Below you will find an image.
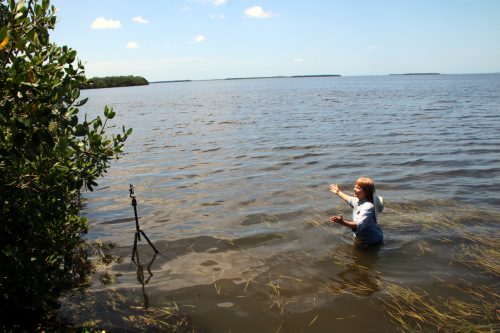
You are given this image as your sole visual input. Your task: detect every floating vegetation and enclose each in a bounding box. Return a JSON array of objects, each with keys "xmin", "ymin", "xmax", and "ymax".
[
  {"xmin": 454, "ymin": 242, "xmax": 500, "ymax": 278},
  {"xmin": 376, "ymin": 202, "xmax": 500, "ymax": 332},
  {"xmin": 380, "ymin": 281, "xmax": 499, "ymax": 333},
  {"xmin": 121, "ymin": 304, "xmax": 199, "ymax": 333},
  {"xmin": 267, "ymin": 277, "xmax": 286, "ymax": 317}
]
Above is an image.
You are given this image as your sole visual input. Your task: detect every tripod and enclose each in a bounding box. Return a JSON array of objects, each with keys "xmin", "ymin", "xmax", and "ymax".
[{"xmin": 130, "ymin": 184, "xmax": 159, "ymax": 262}]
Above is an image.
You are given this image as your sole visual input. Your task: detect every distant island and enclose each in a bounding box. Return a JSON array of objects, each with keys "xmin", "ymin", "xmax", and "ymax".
[
  {"xmin": 224, "ymin": 76, "xmax": 288, "ymax": 80},
  {"xmin": 151, "ymin": 79, "xmax": 192, "ymax": 84},
  {"xmin": 291, "ymin": 74, "xmax": 341, "ymax": 78},
  {"xmin": 389, "ymin": 73, "xmax": 440, "ymax": 76},
  {"xmin": 224, "ymin": 74, "xmax": 341, "ymax": 80},
  {"xmin": 81, "ymin": 75, "xmax": 149, "ymax": 89}
]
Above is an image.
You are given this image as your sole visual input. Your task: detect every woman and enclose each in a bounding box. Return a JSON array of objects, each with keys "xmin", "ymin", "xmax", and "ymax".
[{"xmin": 329, "ymin": 177, "xmax": 384, "ymax": 245}]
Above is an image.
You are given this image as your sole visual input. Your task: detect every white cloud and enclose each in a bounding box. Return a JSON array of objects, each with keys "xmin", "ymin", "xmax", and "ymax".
[
  {"xmin": 127, "ymin": 41, "xmax": 139, "ymax": 49},
  {"xmin": 210, "ymin": 14, "xmax": 225, "ymax": 20},
  {"xmin": 133, "ymin": 16, "xmax": 150, "ymax": 24},
  {"xmin": 194, "ymin": 34, "xmax": 205, "ymax": 42},
  {"xmin": 192, "ymin": 0, "xmax": 227, "ymax": 6},
  {"xmin": 244, "ymin": 6, "xmax": 273, "ymax": 19},
  {"xmin": 90, "ymin": 17, "xmax": 122, "ymax": 29},
  {"xmin": 293, "ymin": 58, "xmax": 304, "ymax": 63}
]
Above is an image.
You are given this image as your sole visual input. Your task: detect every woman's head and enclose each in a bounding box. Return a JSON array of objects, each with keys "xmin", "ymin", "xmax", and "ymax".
[{"xmin": 354, "ymin": 177, "xmax": 376, "ymax": 203}]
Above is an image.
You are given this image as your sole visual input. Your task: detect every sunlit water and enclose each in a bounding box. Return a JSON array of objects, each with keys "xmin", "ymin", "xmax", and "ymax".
[{"xmin": 70, "ymin": 74, "xmax": 500, "ymax": 332}]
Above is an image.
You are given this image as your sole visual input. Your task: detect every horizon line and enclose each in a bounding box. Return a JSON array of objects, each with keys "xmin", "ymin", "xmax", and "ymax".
[{"xmin": 148, "ymin": 72, "xmax": 500, "ymax": 84}]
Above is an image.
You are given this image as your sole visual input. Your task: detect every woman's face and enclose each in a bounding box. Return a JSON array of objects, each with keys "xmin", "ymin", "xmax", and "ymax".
[{"xmin": 353, "ymin": 182, "xmax": 366, "ymax": 200}]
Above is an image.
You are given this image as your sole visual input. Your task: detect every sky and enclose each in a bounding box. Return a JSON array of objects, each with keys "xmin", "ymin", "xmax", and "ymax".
[{"xmin": 50, "ymin": 0, "xmax": 500, "ymax": 81}]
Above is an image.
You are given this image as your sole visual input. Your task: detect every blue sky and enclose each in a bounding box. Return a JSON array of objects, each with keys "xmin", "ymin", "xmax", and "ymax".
[{"xmin": 50, "ymin": 0, "xmax": 500, "ymax": 81}]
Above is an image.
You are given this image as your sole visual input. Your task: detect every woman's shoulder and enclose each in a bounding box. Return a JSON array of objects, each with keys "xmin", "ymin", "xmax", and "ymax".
[{"xmin": 360, "ymin": 201, "xmax": 375, "ymax": 210}]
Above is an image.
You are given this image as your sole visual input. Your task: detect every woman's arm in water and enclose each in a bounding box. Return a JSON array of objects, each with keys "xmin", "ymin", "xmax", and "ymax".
[
  {"xmin": 330, "ymin": 214, "xmax": 357, "ymax": 230},
  {"xmin": 329, "ymin": 184, "xmax": 352, "ymax": 203}
]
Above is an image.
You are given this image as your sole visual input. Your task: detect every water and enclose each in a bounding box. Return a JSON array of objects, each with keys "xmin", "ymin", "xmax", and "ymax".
[{"xmin": 72, "ymin": 74, "xmax": 500, "ymax": 331}]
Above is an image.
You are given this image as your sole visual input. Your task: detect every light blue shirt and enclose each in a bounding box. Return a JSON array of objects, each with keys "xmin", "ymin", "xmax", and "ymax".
[{"xmin": 349, "ymin": 198, "xmax": 383, "ymax": 245}]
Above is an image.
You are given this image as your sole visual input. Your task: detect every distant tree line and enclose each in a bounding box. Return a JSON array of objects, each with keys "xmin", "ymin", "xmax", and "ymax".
[{"xmin": 81, "ymin": 75, "xmax": 149, "ymax": 89}]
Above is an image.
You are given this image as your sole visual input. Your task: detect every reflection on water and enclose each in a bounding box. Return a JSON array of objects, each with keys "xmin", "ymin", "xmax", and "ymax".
[
  {"xmin": 133, "ymin": 249, "xmax": 157, "ymax": 309},
  {"xmin": 65, "ymin": 75, "xmax": 500, "ymax": 331},
  {"xmin": 327, "ymin": 244, "xmax": 382, "ymax": 297}
]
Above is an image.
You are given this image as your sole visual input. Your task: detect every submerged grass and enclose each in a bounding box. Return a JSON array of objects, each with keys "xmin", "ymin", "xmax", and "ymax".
[
  {"xmin": 380, "ymin": 282, "xmax": 499, "ymax": 333},
  {"xmin": 454, "ymin": 243, "xmax": 500, "ymax": 277},
  {"xmin": 377, "ymin": 202, "xmax": 500, "ymax": 332},
  {"xmin": 122, "ymin": 303, "xmax": 198, "ymax": 333}
]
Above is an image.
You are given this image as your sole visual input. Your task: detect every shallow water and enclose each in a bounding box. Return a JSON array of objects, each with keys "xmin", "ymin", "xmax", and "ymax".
[{"xmin": 72, "ymin": 74, "xmax": 500, "ymax": 331}]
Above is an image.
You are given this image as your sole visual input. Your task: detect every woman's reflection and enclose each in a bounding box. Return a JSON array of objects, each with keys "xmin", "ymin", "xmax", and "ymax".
[{"xmin": 328, "ymin": 243, "xmax": 382, "ymax": 296}]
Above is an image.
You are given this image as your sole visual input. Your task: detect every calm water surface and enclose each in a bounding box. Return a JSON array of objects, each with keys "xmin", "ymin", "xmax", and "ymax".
[{"xmin": 73, "ymin": 74, "xmax": 500, "ymax": 332}]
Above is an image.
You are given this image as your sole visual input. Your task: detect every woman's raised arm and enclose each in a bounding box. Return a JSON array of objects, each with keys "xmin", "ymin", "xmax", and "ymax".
[{"xmin": 329, "ymin": 184, "xmax": 352, "ymax": 203}]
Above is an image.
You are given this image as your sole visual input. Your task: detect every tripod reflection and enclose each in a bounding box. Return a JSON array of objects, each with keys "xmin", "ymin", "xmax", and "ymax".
[{"xmin": 133, "ymin": 247, "xmax": 157, "ymax": 309}]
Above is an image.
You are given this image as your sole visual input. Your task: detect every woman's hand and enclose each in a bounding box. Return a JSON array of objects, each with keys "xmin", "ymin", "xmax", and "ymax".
[
  {"xmin": 330, "ymin": 214, "xmax": 343, "ymax": 224},
  {"xmin": 329, "ymin": 184, "xmax": 340, "ymax": 194}
]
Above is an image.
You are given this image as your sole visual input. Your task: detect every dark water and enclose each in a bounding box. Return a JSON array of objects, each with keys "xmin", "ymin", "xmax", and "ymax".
[{"xmin": 73, "ymin": 74, "xmax": 500, "ymax": 332}]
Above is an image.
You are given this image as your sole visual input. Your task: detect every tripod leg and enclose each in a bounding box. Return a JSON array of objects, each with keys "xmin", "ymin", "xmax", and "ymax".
[
  {"xmin": 131, "ymin": 232, "xmax": 139, "ymax": 262},
  {"xmin": 144, "ymin": 252, "xmax": 157, "ymax": 284},
  {"xmin": 140, "ymin": 230, "xmax": 159, "ymax": 254}
]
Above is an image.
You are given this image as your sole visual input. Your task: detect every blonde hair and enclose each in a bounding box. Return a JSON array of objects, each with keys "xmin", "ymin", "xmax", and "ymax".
[
  {"xmin": 356, "ymin": 177, "xmax": 384, "ymax": 215},
  {"xmin": 356, "ymin": 177, "xmax": 375, "ymax": 203}
]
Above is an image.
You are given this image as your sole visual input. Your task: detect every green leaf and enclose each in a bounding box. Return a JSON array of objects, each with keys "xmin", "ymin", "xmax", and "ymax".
[
  {"xmin": 71, "ymin": 88, "xmax": 80, "ymax": 99},
  {"xmin": 93, "ymin": 116, "xmax": 102, "ymax": 129},
  {"xmin": 73, "ymin": 124, "xmax": 86, "ymax": 136},
  {"xmin": 33, "ymin": 32, "xmax": 40, "ymax": 46},
  {"xmin": 0, "ymin": 28, "xmax": 9, "ymax": 50},
  {"xmin": 67, "ymin": 49, "xmax": 77, "ymax": 63},
  {"xmin": 16, "ymin": 0, "xmax": 25, "ymax": 12},
  {"xmin": 19, "ymin": 117, "xmax": 31, "ymax": 127},
  {"xmin": 69, "ymin": 115, "xmax": 78, "ymax": 126},
  {"xmin": 53, "ymin": 163, "xmax": 69, "ymax": 173},
  {"xmin": 35, "ymin": 3, "xmax": 42, "ymax": 16},
  {"xmin": 66, "ymin": 107, "xmax": 79, "ymax": 117},
  {"xmin": 104, "ymin": 105, "xmax": 113, "ymax": 118},
  {"xmin": 74, "ymin": 97, "xmax": 88, "ymax": 107}
]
